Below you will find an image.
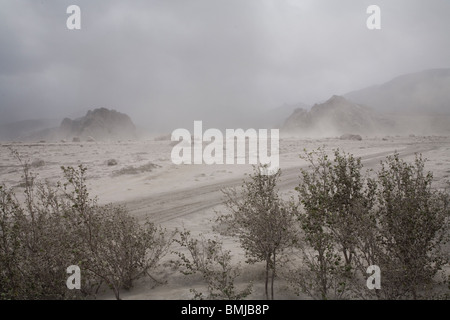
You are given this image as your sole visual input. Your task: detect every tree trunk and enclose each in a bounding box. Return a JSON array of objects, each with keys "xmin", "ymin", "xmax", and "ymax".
[
  {"xmin": 114, "ymin": 285, "xmax": 120, "ymax": 300},
  {"xmin": 318, "ymin": 247, "xmax": 327, "ymax": 300},
  {"xmin": 271, "ymin": 251, "xmax": 276, "ymax": 300},
  {"xmin": 265, "ymin": 256, "xmax": 270, "ymax": 300}
]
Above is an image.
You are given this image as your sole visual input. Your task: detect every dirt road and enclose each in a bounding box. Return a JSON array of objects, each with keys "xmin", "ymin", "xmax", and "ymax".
[{"xmin": 123, "ymin": 142, "xmax": 441, "ymax": 225}]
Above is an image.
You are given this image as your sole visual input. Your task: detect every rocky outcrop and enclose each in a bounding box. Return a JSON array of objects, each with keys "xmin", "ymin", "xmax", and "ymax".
[
  {"xmin": 59, "ymin": 108, "xmax": 137, "ymax": 141},
  {"xmin": 282, "ymin": 95, "xmax": 393, "ymax": 137}
]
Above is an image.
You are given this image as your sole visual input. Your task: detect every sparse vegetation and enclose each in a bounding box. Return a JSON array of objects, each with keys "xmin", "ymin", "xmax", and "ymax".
[
  {"xmin": 1, "ymin": 147, "xmax": 449, "ymax": 300},
  {"xmin": 172, "ymin": 229, "xmax": 252, "ymax": 300},
  {"xmin": 0, "ymin": 150, "xmax": 173, "ymax": 300},
  {"xmin": 290, "ymin": 148, "xmax": 370, "ymax": 299},
  {"xmin": 367, "ymin": 153, "xmax": 450, "ymax": 299},
  {"xmin": 218, "ymin": 165, "xmax": 298, "ymax": 300},
  {"xmin": 289, "ymin": 148, "xmax": 450, "ymax": 300}
]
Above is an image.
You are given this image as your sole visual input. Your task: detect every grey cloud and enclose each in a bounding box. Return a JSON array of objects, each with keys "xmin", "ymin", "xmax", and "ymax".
[{"xmin": 0, "ymin": 0, "xmax": 449, "ymax": 130}]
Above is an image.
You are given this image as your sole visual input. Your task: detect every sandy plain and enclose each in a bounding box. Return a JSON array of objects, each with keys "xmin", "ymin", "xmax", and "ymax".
[{"xmin": 1, "ymin": 135, "xmax": 449, "ymax": 299}]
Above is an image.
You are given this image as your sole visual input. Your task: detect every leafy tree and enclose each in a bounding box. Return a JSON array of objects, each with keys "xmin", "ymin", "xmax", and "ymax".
[
  {"xmin": 370, "ymin": 153, "xmax": 450, "ymax": 299},
  {"xmin": 291, "ymin": 148, "xmax": 449, "ymax": 300},
  {"xmin": 219, "ymin": 165, "xmax": 297, "ymax": 300},
  {"xmin": 293, "ymin": 148, "xmax": 370, "ymax": 299}
]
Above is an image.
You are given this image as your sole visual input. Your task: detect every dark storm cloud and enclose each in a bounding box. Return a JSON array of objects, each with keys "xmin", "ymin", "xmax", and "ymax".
[{"xmin": 0, "ymin": 0, "xmax": 449, "ymax": 130}]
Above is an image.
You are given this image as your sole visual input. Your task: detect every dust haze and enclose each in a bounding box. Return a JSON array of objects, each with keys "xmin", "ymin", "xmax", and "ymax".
[
  {"xmin": 1, "ymin": 0, "xmax": 450, "ymax": 302},
  {"xmin": 1, "ymin": 0, "xmax": 450, "ymax": 133}
]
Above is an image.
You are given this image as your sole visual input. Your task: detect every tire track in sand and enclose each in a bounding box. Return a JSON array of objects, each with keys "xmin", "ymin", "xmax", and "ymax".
[{"xmin": 122, "ymin": 142, "xmax": 440, "ymax": 224}]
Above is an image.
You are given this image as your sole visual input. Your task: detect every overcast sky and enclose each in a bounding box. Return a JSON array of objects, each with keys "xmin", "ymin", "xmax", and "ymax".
[{"xmin": 1, "ymin": 0, "xmax": 449, "ymax": 131}]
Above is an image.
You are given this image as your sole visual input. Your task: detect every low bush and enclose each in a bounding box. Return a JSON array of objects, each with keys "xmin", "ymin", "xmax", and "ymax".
[{"xmin": 0, "ymin": 151, "xmax": 173, "ymax": 300}]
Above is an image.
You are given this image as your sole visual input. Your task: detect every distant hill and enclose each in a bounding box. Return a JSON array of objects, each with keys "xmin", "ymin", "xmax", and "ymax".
[
  {"xmin": 282, "ymin": 95, "xmax": 394, "ymax": 137},
  {"xmin": 345, "ymin": 68, "xmax": 450, "ymax": 114},
  {"xmin": 58, "ymin": 108, "xmax": 137, "ymax": 141},
  {"xmin": 0, "ymin": 108, "xmax": 138, "ymax": 142}
]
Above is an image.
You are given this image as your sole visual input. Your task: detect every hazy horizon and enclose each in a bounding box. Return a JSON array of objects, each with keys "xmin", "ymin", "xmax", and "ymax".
[{"xmin": 1, "ymin": 0, "xmax": 450, "ymax": 131}]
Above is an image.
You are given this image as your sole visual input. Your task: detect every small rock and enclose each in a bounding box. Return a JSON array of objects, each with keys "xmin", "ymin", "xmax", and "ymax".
[
  {"xmin": 154, "ymin": 134, "xmax": 172, "ymax": 141},
  {"xmin": 72, "ymin": 137, "xmax": 81, "ymax": 142},
  {"xmin": 107, "ymin": 159, "xmax": 118, "ymax": 166},
  {"xmin": 31, "ymin": 159, "xmax": 45, "ymax": 168},
  {"xmin": 340, "ymin": 134, "xmax": 362, "ymax": 141}
]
